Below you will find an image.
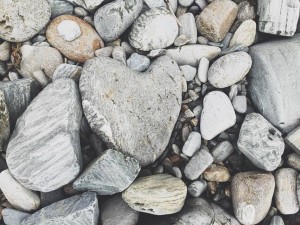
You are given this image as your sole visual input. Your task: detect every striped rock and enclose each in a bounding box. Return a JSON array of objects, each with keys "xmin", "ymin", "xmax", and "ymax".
[{"xmin": 6, "ymin": 79, "xmax": 82, "ymax": 192}]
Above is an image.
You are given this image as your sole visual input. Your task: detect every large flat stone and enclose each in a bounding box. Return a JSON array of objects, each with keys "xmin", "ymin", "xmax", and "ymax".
[
  {"xmin": 248, "ymin": 34, "xmax": 300, "ymax": 133},
  {"xmin": 6, "ymin": 79, "xmax": 82, "ymax": 192}
]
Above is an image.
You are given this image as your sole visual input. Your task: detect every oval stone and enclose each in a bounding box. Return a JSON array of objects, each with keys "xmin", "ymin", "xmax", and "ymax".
[{"xmin": 229, "ymin": 20, "xmax": 256, "ymax": 47}]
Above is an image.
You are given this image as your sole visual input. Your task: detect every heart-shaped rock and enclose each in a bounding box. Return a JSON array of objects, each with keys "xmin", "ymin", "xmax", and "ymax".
[{"xmin": 80, "ymin": 56, "xmax": 182, "ymax": 166}]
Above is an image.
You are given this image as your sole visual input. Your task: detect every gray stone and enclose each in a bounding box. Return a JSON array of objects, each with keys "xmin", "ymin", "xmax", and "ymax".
[
  {"xmin": 184, "ymin": 149, "xmax": 213, "ymax": 180},
  {"xmin": 112, "ymin": 46, "xmax": 127, "ymax": 65},
  {"xmin": 94, "ymin": 0, "xmax": 143, "ymax": 42},
  {"xmin": 53, "ymin": 63, "xmax": 82, "ymax": 81},
  {"xmin": 73, "ymin": 149, "xmax": 140, "ymax": 195},
  {"xmin": 147, "ymin": 49, "xmax": 167, "ymax": 58},
  {"xmin": 270, "ymin": 215, "xmax": 285, "ymax": 225},
  {"xmin": 208, "ymin": 52, "xmax": 252, "ymax": 88},
  {"xmin": 187, "ymin": 179, "xmax": 207, "ymax": 197},
  {"xmin": 248, "ymin": 34, "xmax": 300, "ymax": 133},
  {"xmin": 195, "ymin": 0, "xmax": 207, "ymax": 10},
  {"xmin": 275, "ymin": 168, "xmax": 299, "ymax": 215},
  {"xmin": 0, "ymin": 0, "xmax": 51, "ymax": 42},
  {"xmin": 0, "ymin": 90, "xmax": 9, "ymax": 152},
  {"xmin": 174, "ymin": 35, "xmax": 190, "ymax": 47},
  {"xmin": 179, "ymin": 0, "xmax": 193, "ymax": 7},
  {"xmin": 22, "ymin": 192, "xmax": 99, "ymax": 225},
  {"xmin": 197, "ymin": 57, "xmax": 209, "ymax": 83},
  {"xmin": 40, "ymin": 188, "xmax": 65, "ymax": 207},
  {"xmin": 237, "ymin": 113, "xmax": 285, "ymax": 171},
  {"xmin": 200, "ymin": 91, "xmax": 236, "ymax": 140},
  {"xmin": 297, "ymin": 174, "xmax": 300, "ymax": 209},
  {"xmin": 95, "ymin": 46, "xmax": 114, "ymax": 57},
  {"xmin": 101, "ymin": 194, "xmax": 139, "ymax": 225},
  {"xmin": 211, "ymin": 140, "xmax": 234, "ymax": 162},
  {"xmin": 211, "ymin": 202, "xmax": 241, "ymax": 225},
  {"xmin": 229, "ymin": 20, "xmax": 256, "ymax": 47},
  {"xmin": 66, "ymin": 0, "xmax": 105, "ymax": 11},
  {"xmin": 286, "ymin": 153, "xmax": 300, "ymax": 171},
  {"xmin": 182, "ymin": 131, "xmax": 201, "ymax": 157},
  {"xmin": 180, "ymin": 65, "xmax": 196, "ymax": 82},
  {"xmin": 129, "ymin": 7, "xmax": 178, "ymax": 51},
  {"xmin": 285, "ymin": 126, "xmax": 300, "ymax": 154},
  {"xmin": 178, "ymin": 13, "xmax": 197, "ymax": 44},
  {"xmin": 50, "ymin": 0, "xmax": 74, "ymax": 18},
  {"xmin": 80, "ymin": 56, "xmax": 181, "ymax": 167},
  {"xmin": 0, "ymin": 41, "xmax": 11, "ymax": 61},
  {"xmin": 219, "ymin": 44, "xmax": 249, "ymax": 57},
  {"xmin": 232, "ymin": 172, "xmax": 275, "ymax": 225},
  {"xmin": 144, "ymin": 0, "xmax": 177, "ymax": 12},
  {"xmin": 232, "ymin": 95, "xmax": 247, "ymax": 113},
  {"xmin": 32, "ymin": 70, "xmax": 50, "ymax": 88},
  {"xmin": 237, "ymin": 1, "xmax": 255, "ymax": 21},
  {"xmin": 2, "ymin": 208, "xmax": 30, "ymax": 225},
  {"xmin": 127, "ymin": 53, "xmax": 150, "ymax": 72},
  {"xmin": 6, "ymin": 79, "xmax": 82, "ymax": 192},
  {"xmin": 74, "ymin": 7, "xmax": 89, "ymax": 17}
]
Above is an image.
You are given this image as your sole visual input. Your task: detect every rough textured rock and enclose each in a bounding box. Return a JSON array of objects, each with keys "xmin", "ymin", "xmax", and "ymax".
[
  {"xmin": 22, "ymin": 192, "xmax": 99, "ymax": 225},
  {"xmin": 94, "ymin": 0, "xmax": 143, "ymax": 42},
  {"xmin": 203, "ymin": 164, "xmax": 231, "ymax": 182},
  {"xmin": 0, "ymin": 90, "xmax": 9, "ymax": 152},
  {"xmin": 286, "ymin": 126, "xmax": 300, "ymax": 155},
  {"xmin": 229, "ymin": 20, "xmax": 256, "ymax": 47},
  {"xmin": 237, "ymin": 1, "xmax": 255, "ymax": 21},
  {"xmin": 2, "ymin": 208, "xmax": 30, "ymax": 225},
  {"xmin": 0, "ymin": 0, "xmax": 51, "ymax": 42},
  {"xmin": 129, "ymin": 7, "xmax": 178, "ymax": 51},
  {"xmin": 286, "ymin": 153, "xmax": 300, "ymax": 171},
  {"xmin": 275, "ymin": 168, "xmax": 299, "ymax": 215},
  {"xmin": 211, "ymin": 140, "xmax": 234, "ymax": 162},
  {"xmin": 73, "ymin": 149, "xmax": 140, "ymax": 195},
  {"xmin": 178, "ymin": 13, "xmax": 197, "ymax": 44},
  {"xmin": 166, "ymin": 45, "xmax": 221, "ymax": 66},
  {"xmin": 237, "ymin": 113, "xmax": 285, "ymax": 171},
  {"xmin": 80, "ymin": 56, "xmax": 181, "ymax": 167},
  {"xmin": 257, "ymin": 0, "xmax": 300, "ymax": 36},
  {"xmin": 200, "ymin": 91, "xmax": 236, "ymax": 140},
  {"xmin": 232, "ymin": 172, "xmax": 275, "ymax": 225},
  {"xmin": 17, "ymin": 45, "xmax": 63, "ymax": 79},
  {"xmin": 248, "ymin": 34, "xmax": 300, "ymax": 133},
  {"xmin": 101, "ymin": 194, "xmax": 139, "ymax": 225},
  {"xmin": 66, "ymin": 0, "xmax": 105, "ymax": 11},
  {"xmin": 0, "ymin": 170, "xmax": 40, "ymax": 212},
  {"xmin": 52, "ymin": 63, "xmax": 82, "ymax": 81},
  {"xmin": 196, "ymin": 0, "xmax": 238, "ymax": 42},
  {"xmin": 122, "ymin": 174, "xmax": 187, "ymax": 215},
  {"xmin": 6, "ymin": 79, "xmax": 82, "ymax": 192},
  {"xmin": 46, "ymin": 15, "xmax": 104, "ymax": 63},
  {"xmin": 208, "ymin": 52, "xmax": 252, "ymax": 88}
]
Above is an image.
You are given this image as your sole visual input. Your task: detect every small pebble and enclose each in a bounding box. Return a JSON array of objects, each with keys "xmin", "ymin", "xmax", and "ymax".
[
  {"xmin": 197, "ymin": 57, "xmax": 209, "ymax": 83},
  {"xmin": 197, "ymin": 36, "xmax": 209, "ymax": 45},
  {"xmin": 286, "ymin": 153, "xmax": 300, "ymax": 171},
  {"xmin": 127, "ymin": 53, "xmax": 150, "ymax": 72},
  {"xmin": 188, "ymin": 179, "xmax": 207, "ymax": 197},
  {"xmin": 95, "ymin": 46, "xmax": 114, "ymax": 57},
  {"xmin": 229, "ymin": 84, "xmax": 238, "ymax": 100},
  {"xmin": 237, "ymin": 1, "xmax": 255, "ymax": 21},
  {"xmin": 232, "ymin": 95, "xmax": 247, "ymax": 113},
  {"xmin": 195, "ymin": 0, "xmax": 207, "ymax": 10},
  {"xmin": 211, "ymin": 141, "xmax": 234, "ymax": 162},
  {"xmin": 2, "ymin": 208, "xmax": 30, "ymax": 225},
  {"xmin": 285, "ymin": 126, "xmax": 300, "ymax": 155},
  {"xmin": 172, "ymin": 144, "xmax": 181, "ymax": 155},
  {"xmin": 112, "ymin": 46, "xmax": 127, "ymax": 65},
  {"xmin": 203, "ymin": 164, "xmax": 231, "ymax": 182},
  {"xmin": 0, "ymin": 42, "xmax": 11, "ymax": 61},
  {"xmin": 182, "ymin": 132, "xmax": 202, "ymax": 157},
  {"xmin": 147, "ymin": 49, "xmax": 167, "ymax": 58},
  {"xmin": 179, "ymin": 0, "xmax": 194, "ymax": 7},
  {"xmin": 270, "ymin": 215, "xmax": 285, "ymax": 225},
  {"xmin": 193, "ymin": 105, "xmax": 203, "ymax": 119},
  {"xmin": 180, "ymin": 65, "xmax": 197, "ymax": 82},
  {"xmin": 174, "ymin": 35, "xmax": 191, "ymax": 47},
  {"xmin": 172, "ymin": 167, "xmax": 182, "ymax": 178},
  {"xmin": 74, "ymin": 7, "xmax": 88, "ymax": 17},
  {"xmin": 221, "ymin": 32, "xmax": 233, "ymax": 49}
]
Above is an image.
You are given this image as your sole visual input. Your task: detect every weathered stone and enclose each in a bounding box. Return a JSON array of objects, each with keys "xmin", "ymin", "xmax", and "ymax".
[
  {"xmin": 0, "ymin": 170, "xmax": 40, "ymax": 212},
  {"xmin": 211, "ymin": 202, "xmax": 241, "ymax": 225},
  {"xmin": 101, "ymin": 194, "xmax": 139, "ymax": 225},
  {"xmin": 46, "ymin": 15, "xmax": 104, "ymax": 63},
  {"xmin": 286, "ymin": 126, "xmax": 300, "ymax": 154},
  {"xmin": 211, "ymin": 141, "xmax": 234, "ymax": 162},
  {"xmin": 182, "ymin": 132, "xmax": 201, "ymax": 157},
  {"xmin": 0, "ymin": 90, "xmax": 9, "ymax": 152},
  {"xmin": 122, "ymin": 174, "xmax": 187, "ymax": 215},
  {"xmin": 22, "ymin": 192, "xmax": 99, "ymax": 225},
  {"xmin": 187, "ymin": 180, "xmax": 207, "ymax": 197},
  {"xmin": 2, "ymin": 208, "xmax": 30, "ymax": 225},
  {"xmin": 286, "ymin": 153, "xmax": 300, "ymax": 171},
  {"xmin": 0, "ymin": 0, "xmax": 51, "ymax": 42},
  {"xmin": 50, "ymin": 0, "xmax": 74, "ymax": 19},
  {"xmin": 129, "ymin": 7, "xmax": 178, "ymax": 51},
  {"xmin": 238, "ymin": 113, "xmax": 284, "ymax": 171},
  {"xmin": 94, "ymin": 0, "xmax": 143, "ymax": 42},
  {"xmin": 203, "ymin": 164, "xmax": 231, "ymax": 182},
  {"xmin": 52, "ymin": 63, "xmax": 82, "ymax": 81},
  {"xmin": 208, "ymin": 52, "xmax": 252, "ymax": 88},
  {"xmin": 174, "ymin": 35, "xmax": 190, "ymax": 47},
  {"xmin": 232, "ymin": 172, "xmax": 275, "ymax": 225},
  {"xmin": 95, "ymin": 46, "xmax": 114, "ymax": 57},
  {"xmin": 80, "ymin": 56, "xmax": 181, "ymax": 167},
  {"xmin": 275, "ymin": 168, "xmax": 299, "ymax": 215},
  {"xmin": 127, "ymin": 53, "xmax": 150, "ymax": 72},
  {"xmin": 257, "ymin": 0, "xmax": 300, "ymax": 36},
  {"xmin": 66, "ymin": 0, "xmax": 105, "ymax": 11},
  {"xmin": 0, "ymin": 41, "xmax": 11, "ymax": 61},
  {"xmin": 6, "ymin": 79, "xmax": 82, "ymax": 192},
  {"xmin": 196, "ymin": 0, "xmax": 238, "ymax": 42},
  {"xmin": 248, "ymin": 33, "xmax": 300, "ymax": 133},
  {"xmin": 178, "ymin": 13, "xmax": 197, "ymax": 44},
  {"xmin": 200, "ymin": 91, "xmax": 236, "ymax": 140},
  {"xmin": 112, "ymin": 46, "xmax": 127, "ymax": 65},
  {"xmin": 229, "ymin": 20, "xmax": 256, "ymax": 47},
  {"xmin": 73, "ymin": 149, "xmax": 140, "ymax": 195}
]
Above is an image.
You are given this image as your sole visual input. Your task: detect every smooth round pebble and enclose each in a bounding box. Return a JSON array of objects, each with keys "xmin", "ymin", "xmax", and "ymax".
[
  {"xmin": 229, "ymin": 20, "xmax": 256, "ymax": 47},
  {"xmin": 180, "ymin": 65, "xmax": 197, "ymax": 82},
  {"xmin": 127, "ymin": 53, "xmax": 151, "ymax": 72},
  {"xmin": 179, "ymin": 0, "xmax": 194, "ymax": 7},
  {"xmin": 232, "ymin": 95, "xmax": 247, "ymax": 113},
  {"xmin": 0, "ymin": 41, "xmax": 11, "ymax": 61}
]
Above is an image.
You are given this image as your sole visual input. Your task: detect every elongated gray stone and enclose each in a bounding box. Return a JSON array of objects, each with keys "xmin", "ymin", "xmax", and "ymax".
[
  {"xmin": 0, "ymin": 90, "xmax": 9, "ymax": 152},
  {"xmin": 248, "ymin": 34, "xmax": 300, "ymax": 133},
  {"xmin": 211, "ymin": 141, "xmax": 234, "ymax": 162},
  {"xmin": 73, "ymin": 149, "xmax": 140, "ymax": 195},
  {"xmin": 22, "ymin": 192, "xmax": 99, "ymax": 225},
  {"xmin": 2, "ymin": 208, "xmax": 30, "ymax": 225},
  {"xmin": 237, "ymin": 113, "xmax": 285, "ymax": 171},
  {"xmin": 94, "ymin": 0, "xmax": 143, "ymax": 42},
  {"xmin": 6, "ymin": 79, "xmax": 82, "ymax": 192},
  {"xmin": 80, "ymin": 56, "xmax": 182, "ymax": 167},
  {"xmin": 178, "ymin": 13, "xmax": 197, "ymax": 44}
]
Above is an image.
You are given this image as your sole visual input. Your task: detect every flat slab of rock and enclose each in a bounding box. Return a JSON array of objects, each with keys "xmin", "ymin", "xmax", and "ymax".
[
  {"xmin": 94, "ymin": 0, "xmax": 143, "ymax": 42},
  {"xmin": 0, "ymin": 0, "xmax": 51, "ymax": 42},
  {"xmin": 80, "ymin": 56, "xmax": 182, "ymax": 167},
  {"xmin": 122, "ymin": 174, "xmax": 187, "ymax": 215},
  {"xmin": 73, "ymin": 149, "xmax": 140, "ymax": 195},
  {"xmin": 6, "ymin": 79, "xmax": 82, "ymax": 192},
  {"xmin": 248, "ymin": 34, "xmax": 300, "ymax": 133},
  {"xmin": 238, "ymin": 113, "xmax": 284, "ymax": 171},
  {"xmin": 22, "ymin": 192, "xmax": 99, "ymax": 225}
]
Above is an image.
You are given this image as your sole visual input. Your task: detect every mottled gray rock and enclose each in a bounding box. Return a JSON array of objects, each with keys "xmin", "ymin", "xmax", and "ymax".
[
  {"xmin": 174, "ymin": 35, "xmax": 190, "ymax": 47},
  {"xmin": 0, "ymin": 0, "xmax": 51, "ymax": 42},
  {"xmin": 286, "ymin": 126, "xmax": 300, "ymax": 154},
  {"xmin": 112, "ymin": 46, "xmax": 127, "ymax": 65},
  {"xmin": 22, "ymin": 192, "xmax": 99, "ymax": 225},
  {"xmin": 270, "ymin": 216, "xmax": 285, "ymax": 225},
  {"xmin": 286, "ymin": 153, "xmax": 300, "ymax": 171},
  {"xmin": 95, "ymin": 46, "xmax": 114, "ymax": 57},
  {"xmin": 50, "ymin": 0, "xmax": 74, "ymax": 18},
  {"xmin": 6, "ymin": 79, "xmax": 82, "ymax": 192},
  {"xmin": 2, "ymin": 208, "xmax": 30, "ymax": 225},
  {"xmin": 127, "ymin": 53, "xmax": 150, "ymax": 72},
  {"xmin": 248, "ymin": 34, "xmax": 300, "ymax": 133},
  {"xmin": 129, "ymin": 7, "xmax": 178, "ymax": 51},
  {"xmin": 94, "ymin": 0, "xmax": 143, "ymax": 42},
  {"xmin": 182, "ymin": 132, "xmax": 201, "ymax": 157},
  {"xmin": 232, "ymin": 95, "xmax": 247, "ymax": 113},
  {"xmin": 238, "ymin": 113, "xmax": 285, "ymax": 171},
  {"xmin": 184, "ymin": 149, "xmax": 213, "ymax": 180},
  {"xmin": 180, "ymin": 65, "xmax": 196, "ymax": 82},
  {"xmin": 101, "ymin": 194, "xmax": 139, "ymax": 225},
  {"xmin": 144, "ymin": 0, "xmax": 177, "ymax": 12},
  {"xmin": 122, "ymin": 174, "xmax": 187, "ymax": 215},
  {"xmin": 166, "ymin": 45, "xmax": 221, "ymax": 67},
  {"xmin": 73, "ymin": 149, "xmax": 140, "ymax": 195},
  {"xmin": 0, "ymin": 90, "xmax": 9, "ymax": 152},
  {"xmin": 0, "ymin": 41, "xmax": 11, "ymax": 61},
  {"xmin": 208, "ymin": 52, "xmax": 252, "ymax": 88},
  {"xmin": 232, "ymin": 172, "xmax": 275, "ymax": 225},
  {"xmin": 80, "ymin": 56, "xmax": 181, "ymax": 167},
  {"xmin": 275, "ymin": 168, "xmax": 299, "ymax": 215},
  {"xmin": 237, "ymin": 1, "xmax": 255, "ymax": 21},
  {"xmin": 53, "ymin": 63, "xmax": 82, "ymax": 81},
  {"xmin": 66, "ymin": 0, "xmax": 105, "ymax": 11},
  {"xmin": 257, "ymin": 0, "xmax": 299, "ymax": 36},
  {"xmin": 200, "ymin": 91, "xmax": 236, "ymax": 140},
  {"xmin": 187, "ymin": 180, "xmax": 207, "ymax": 197},
  {"xmin": 178, "ymin": 13, "xmax": 197, "ymax": 44},
  {"xmin": 211, "ymin": 141, "xmax": 234, "ymax": 162}
]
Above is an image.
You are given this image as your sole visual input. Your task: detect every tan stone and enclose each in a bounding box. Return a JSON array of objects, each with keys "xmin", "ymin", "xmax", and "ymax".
[
  {"xmin": 46, "ymin": 15, "xmax": 104, "ymax": 63},
  {"xmin": 203, "ymin": 164, "xmax": 231, "ymax": 182},
  {"xmin": 196, "ymin": 0, "xmax": 238, "ymax": 42},
  {"xmin": 229, "ymin": 20, "xmax": 256, "ymax": 47}
]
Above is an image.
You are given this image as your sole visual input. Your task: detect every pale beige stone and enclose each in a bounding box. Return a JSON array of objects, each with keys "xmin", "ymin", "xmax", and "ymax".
[
  {"xmin": 203, "ymin": 164, "xmax": 231, "ymax": 182},
  {"xmin": 229, "ymin": 20, "xmax": 256, "ymax": 47}
]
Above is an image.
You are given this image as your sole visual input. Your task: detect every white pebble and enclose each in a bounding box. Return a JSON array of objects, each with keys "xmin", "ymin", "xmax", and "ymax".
[
  {"xmin": 180, "ymin": 65, "xmax": 197, "ymax": 82},
  {"xmin": 197, "ymin": 57, "xmax": 209, "ymax": 83},
  {"xmin": 232, "ymin": 95, "xmax": 247, "ymax": 113},
  {"xmin": 182, "ymin": 132, "xmax": 202, "ymax": 157},
  {"xmin": 57, "ymin": 20, "xmax": 81, "ymax": 42}
]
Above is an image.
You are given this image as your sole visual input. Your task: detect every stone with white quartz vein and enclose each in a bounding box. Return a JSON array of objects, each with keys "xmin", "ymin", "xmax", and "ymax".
[{"xmin": 57, "ymin": 20, "xmax": 81, "ymax": 41}]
